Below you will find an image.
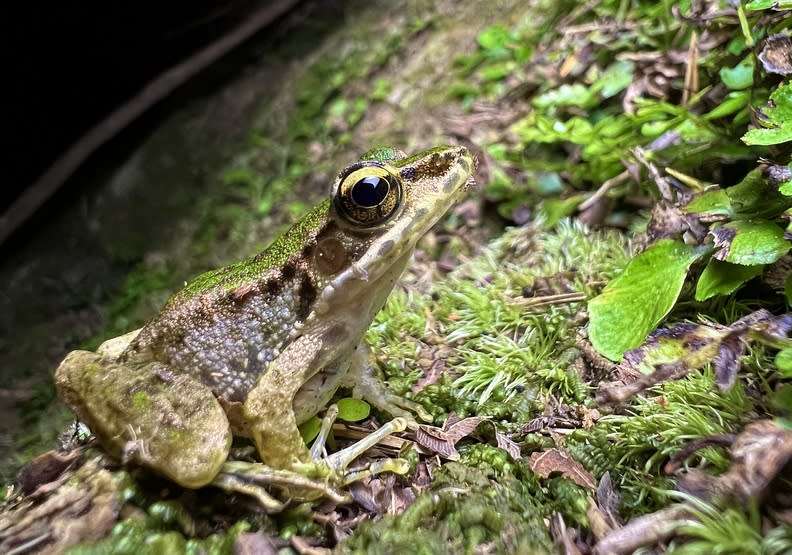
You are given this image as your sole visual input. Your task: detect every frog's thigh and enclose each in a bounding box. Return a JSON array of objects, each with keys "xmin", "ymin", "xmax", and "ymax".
[
  {"xmin": 244, "ymin": 334, "xmax": 327, "ymax": 468},
  {"xmin": 55, "ymin": 351, "xmax": 231, "ymax": 488}
]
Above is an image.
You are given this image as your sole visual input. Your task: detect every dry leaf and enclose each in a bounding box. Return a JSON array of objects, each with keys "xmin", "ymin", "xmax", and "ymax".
[{"xmin": 529, "ymin": 448, "xmax": 597, "ymax": 490}]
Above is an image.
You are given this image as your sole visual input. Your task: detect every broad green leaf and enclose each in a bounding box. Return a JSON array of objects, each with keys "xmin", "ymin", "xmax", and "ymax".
[
  {"xmin": 776, "ymin": 348, "xmax": 792, "ymax": 378},
  {"xmin": 746, "ymin": 0, "xmax": 792, "ymax": 9},
  {"xmin": 785, "ymin": 273, "xmax": 792, "ymax": 305},
  {"xmin": 780, "ymin": 177, "xmax": 792, "ymax": 196},
  {"xmin": 684, "ymin": 189, "xmax": 731, "ymax": 216},
  {"xmin": 596, "ymin": 60, "xmax": 635, "ymax": 98},
  {"xmin": 477, "ymin": 25, "xmax": 511, "ymax": 51},
  {"xmin": 533, "ymin": 84, "xmax": 594, "ymax": 109},
  {"xmin": 743, "ymin": 125, "xmax": 792, "ymax": 146},
  {"xmin": 716, "ymin": 221, "xmax": 790, "ymax": 265},
  {"xmin": 769, "ymin": 384, "xmax": 792, "ymax": 413},
  {"xmin": 337, "ymin": 398, "xmax": 371, "ymax": 422},
  {"xmin": 742, "ymin": 82, "xmax": 792, "ymax": 146},
  {"xmin": 588, "ymin": 239, "xmax": 704, "ymax": 361},
  {"xmin": 695, "ymin": 259, "xmax": 763, "ymax": 301},
  {"xmin": 539, "ymin": 195, "xmax": 585, "ymax": 226},
  {"xmin": 726, "ymin": 168, "xmax": 792, "ymax": 218},
  {"xmin": 299, "ymin": 416, "xmax": 322, "ymax": 444},
  {"xmin": 720, "ymin": 57, "xmax": 754, "ymax": 90}
]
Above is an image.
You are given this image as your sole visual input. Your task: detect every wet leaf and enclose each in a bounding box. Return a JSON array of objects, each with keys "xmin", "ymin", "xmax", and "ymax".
[
  {"xmin": 495, "ymin": 432, "xmax": 521, "ymax": 460},
  {"xmin": 720, "ymin": 57, "xmax": 754, "ymax": 90},
  {"xmin": 775, "ymin": 348, "xmax": 792, "ymax": 377},
  {"xmin": 337, "ymin": 398, "xmax": 371, "ymax": 422},
  {"xmin": 415, "ymin": 426, "xmax": 458, "ymax": 460},
  {"xmin": 589, "ymin": 240, "xmax": 704, "ymax": 361},
  {"xmin": 711, "ymin": 221, "xmax": 790, "ymax": 265},
  {"xmin": 695, "ymin": 259, "xmax": 764, "ymax": 301},
  {"xmin": 713, "ymin": 330, "xmax": 747, "ymax": 390},
  {"xmin": 596, "ymin": 60, "xmax": 634, "ymax": 98},
  {"xmin": 743, "ymin": 82, "xmax": 792, "ymax": 146},
  {"xmin": 528, "ymin": 448, "xmax": 597, "ymax": 490},
  {"xmin": 684, "ymin": 189, "xmax": 731, "ymax": 216},
  {"xmin": 703, "ymin": 90, "xmax": 750, "ymax": 120},
  {"xmin": 445, "ymin": 416, "xmax": 487, "ymax": 444},
  {"xmin": 623, "ymin": 322, "xmax": 724, "ymax": 377},
  {"xmin": 747, "ymin": 0, "xmax": 792, "ymax": 8},
  {"xmin": 533, "ymin": 83, "xmax": 594, "ymax": 109},
  {"xmin": 786, "ymin": 272, "xmax": 792, "ymax": 304},
  {"xmin": 299, "ymin": 416, "xmax": 322, "ymax": 444},
  {"xmin": 770, "ymin": 383, "xmax": 792, "ymax": 413}
]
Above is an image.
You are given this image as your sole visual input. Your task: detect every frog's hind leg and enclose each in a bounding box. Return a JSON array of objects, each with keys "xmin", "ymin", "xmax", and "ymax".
[
  {"xmin": 319, "ymin": 408, "xmax": 410, "ymax": 484},
  {"xmin": 243, "ymin": 333, "xmax": 334, "ymax": 468}
]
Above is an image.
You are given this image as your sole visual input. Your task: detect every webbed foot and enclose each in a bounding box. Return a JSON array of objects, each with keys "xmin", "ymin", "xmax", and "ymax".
[{"xmin": 213, "ymin": 406, "xmax": 410, "ymax": 511}]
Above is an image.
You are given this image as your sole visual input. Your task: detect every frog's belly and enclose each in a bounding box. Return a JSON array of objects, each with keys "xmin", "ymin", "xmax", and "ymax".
[{"xmin": 291, "ymin": 354, "xmax": 352, "ymax": 424}]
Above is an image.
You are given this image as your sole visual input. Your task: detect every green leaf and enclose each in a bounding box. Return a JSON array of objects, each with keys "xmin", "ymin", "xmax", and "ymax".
[
  {"xmin": 743, "ymin": 125, "xmax": 792, "ymax": 146},
  {"xmin": 720, "ymin": 57, "xmax": 754, "ymax": 90},
  {"xmin": 695, "ymin": 259, "xmax": 763, "ymax": 301},
  {"xmin": 742, "ymin": 82, "xmax": 792, "ymax": 146},
  {"xmin": 588, "ymin": 239, "xmax": 704, "ymax": 361},
  {"xmin": 746, "ymin": 0, "xmax": 792, "ymax": 9},
  {"xmin": 769, "ymin": 384, "xmax": 792, "ymax": 413},
  {"xmin": 336, "ymin": 398, "xmax": 371, "ymax": 422},
  {"xmin": 716, "ymin": 221, "xmax": 790, "ymax": 265},
  {"xmin": 533, "ymin": 84, "xmax": 594, "ymax": 109},
  {"xmin": 776, "ymin": 349, "xmax": 792, "ymax": 378},
  {"xmin": 704, "ymin": 90, "xmax": 750, "ymax": 120},
  {"xmin": 726, "ymin": 168, "xmax": 792, "ymax": 218},
  {"xmin": 785, "ymin": 273, "xmax": 792, "ymax": 305},
  {"xmin": 477, "ymin": 25, "xmax": 511, "ymax": 55},
  {"xmin": 299, "ymin": 416, "xmax": 322, "ymax": 444},
  {"xmin": 684, "ymin": 189, "xmax": 731, "ymax": 216},
  {"xmin": 596, "ymin": 60, "xmax": 635, "ymax": 98},
  {"xmin": 538, "ymin": 195, "xmax": 585, "ymax": 226}
]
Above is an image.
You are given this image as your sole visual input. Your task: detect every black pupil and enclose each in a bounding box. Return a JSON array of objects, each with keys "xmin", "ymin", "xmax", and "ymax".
[{"xmin": 351, "ymin": 176, "xmax": 389, "ymax": 207}]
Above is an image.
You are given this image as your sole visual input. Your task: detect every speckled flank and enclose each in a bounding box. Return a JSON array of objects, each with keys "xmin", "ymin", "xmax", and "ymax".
[{"xmin": 149, "ymin": 276, "xmax": 307, "ymax": 401}]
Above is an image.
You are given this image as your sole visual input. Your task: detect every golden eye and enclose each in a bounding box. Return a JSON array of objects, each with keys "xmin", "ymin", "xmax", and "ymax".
[{"xmin": 333, "ymin": 162, "xmax": 402, "ymax": 227}]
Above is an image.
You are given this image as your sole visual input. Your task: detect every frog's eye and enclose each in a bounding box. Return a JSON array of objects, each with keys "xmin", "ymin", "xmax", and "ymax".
[{"xmin": 334, "ymin": 162, "xmax": 402, "ymax": 227}]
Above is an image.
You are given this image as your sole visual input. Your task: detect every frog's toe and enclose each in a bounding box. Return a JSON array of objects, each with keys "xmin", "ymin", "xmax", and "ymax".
[
  {"xmin": 322, "ymin": 416, "xmax": 409, "ymax": 472},
  {"xmin": 371, "ymin": 393, "xmax": 433, "ymax": 425},
  {"xmin": 215, "ymin": 461, "xmax": 350, "ymax": 511}
]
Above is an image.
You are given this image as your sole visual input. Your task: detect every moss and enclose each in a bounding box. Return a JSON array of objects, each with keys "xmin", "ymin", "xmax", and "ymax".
[{"xmin": 340, "ymin": 445, "xmax": 554, "ymax": 554}]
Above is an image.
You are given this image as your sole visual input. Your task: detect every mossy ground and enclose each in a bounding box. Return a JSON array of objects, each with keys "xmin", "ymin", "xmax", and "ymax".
[{"xmin": 4, "ymin": 0, "xmax": 792, "ymax": 553}]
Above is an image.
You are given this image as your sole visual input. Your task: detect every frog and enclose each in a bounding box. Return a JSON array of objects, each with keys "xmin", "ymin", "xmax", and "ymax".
[{"xmin": 55, "ymin": 145, "xmax": 475, "ymax": 509}]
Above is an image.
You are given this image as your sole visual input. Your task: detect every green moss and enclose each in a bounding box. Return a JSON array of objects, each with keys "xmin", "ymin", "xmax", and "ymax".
[
  {"xmin": 131, "ymin": 391, "xmax": 151, "ymax": 411},
  {"xmin": 340, "ymin": 445, "xmax": 554, "ymax": 554},
  {"xmin": 67, "ymin": 519, "xmax": 249, "ymax": 555},
  {"xmin": 566, "ymin": 368, "xmax": 753, "ymax": 514}
]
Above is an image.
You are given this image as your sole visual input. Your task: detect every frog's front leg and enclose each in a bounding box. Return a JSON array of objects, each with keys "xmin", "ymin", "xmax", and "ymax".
[{"xmin": 342, "ymin": 342, "xmax": 434, "ymax": 426}]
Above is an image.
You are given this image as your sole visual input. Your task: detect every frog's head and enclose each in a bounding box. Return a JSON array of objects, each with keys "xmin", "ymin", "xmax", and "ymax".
[{"xmin": 310, "ymin": 145, "xmax": 475, "ymax": 317}]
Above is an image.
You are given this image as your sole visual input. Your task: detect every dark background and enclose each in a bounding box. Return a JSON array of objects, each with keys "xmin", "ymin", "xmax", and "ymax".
[{"xmin": 2, "ymin": 1, "xmax": 278, "ymax": 225}]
